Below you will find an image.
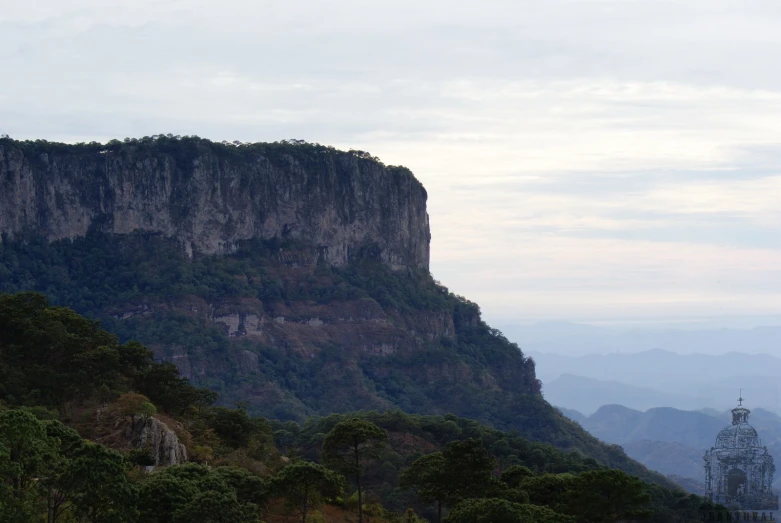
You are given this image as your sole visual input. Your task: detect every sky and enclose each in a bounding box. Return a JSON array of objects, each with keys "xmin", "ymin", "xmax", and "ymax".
[{"xmin": 2, "ymin": 0, "xmax": 781, "ymax": 326}]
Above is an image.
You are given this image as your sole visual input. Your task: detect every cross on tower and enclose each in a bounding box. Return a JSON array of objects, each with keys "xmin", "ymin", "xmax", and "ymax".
[{"xmin": 739, "ymin": 389, "xmax": 743, "ymax": 407}]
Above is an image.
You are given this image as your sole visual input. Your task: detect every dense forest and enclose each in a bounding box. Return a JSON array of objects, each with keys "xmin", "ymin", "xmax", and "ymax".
[
  {"xmin": 0, "ymin": 229, "xmax": 698, "ymax": 486},
  {"xmin": 0, "ymin": 292, "xmax": 728, "ymax": 522}
]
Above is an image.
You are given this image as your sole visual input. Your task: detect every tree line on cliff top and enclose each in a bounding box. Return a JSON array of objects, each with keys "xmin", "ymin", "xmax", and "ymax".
[{"xmin": 0, "ymin": 135, "xmax": 407, "ymax": 175}]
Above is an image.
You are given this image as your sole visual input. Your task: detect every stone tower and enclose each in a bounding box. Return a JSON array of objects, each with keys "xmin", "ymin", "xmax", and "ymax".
[{"xmin": 704, "ymin": 397, "xmax": 778, "ymax": 511}]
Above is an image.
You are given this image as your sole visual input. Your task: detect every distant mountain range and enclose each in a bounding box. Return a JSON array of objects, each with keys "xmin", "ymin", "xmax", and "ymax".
[
  {"xmin": 559, "ymin": 404, "xmax": 781, "ymax": 493},
  {"xmin": 498, "ymin": 320, "xmax": 781, "ymax": 493},
  {"xmin": 543, "ymin": 374, "xmax": 704, "ymax": 415},
  {"xmin": 624, "ymin": 442, "xmax": 706, "ymax": 495},
  {"xmin": 531, "ymin": 349, "xmax": 781, "ymax": 414},
  {"xmin": 578, "ymin": 405, "xmax": 722, "ymax": 447}
]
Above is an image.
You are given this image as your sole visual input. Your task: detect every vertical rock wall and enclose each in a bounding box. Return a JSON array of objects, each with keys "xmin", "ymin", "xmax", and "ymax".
[{"xmin": 0, "ymin": 138, "xmax": 430, "ymax": 270}]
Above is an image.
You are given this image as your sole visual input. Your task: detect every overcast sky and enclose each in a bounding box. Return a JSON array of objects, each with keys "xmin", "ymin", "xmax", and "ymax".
[{"xmin": 3, "ymin": 0, "xmax": 781, "ymax": 325}]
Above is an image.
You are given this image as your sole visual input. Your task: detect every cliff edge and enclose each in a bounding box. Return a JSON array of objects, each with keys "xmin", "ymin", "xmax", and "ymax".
[{"xmin": 0, "ymin": 136, "xmax": 430, "ymax": 270}]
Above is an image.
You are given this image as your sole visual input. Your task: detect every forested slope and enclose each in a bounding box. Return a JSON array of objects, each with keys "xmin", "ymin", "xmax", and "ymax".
[
  {"xmin": 0, "ymin": 293, "xmax": 725, "ymax": 522},
  {"xmin": 0, "ymin": 135, "xmax": 698, "ymax": 490}
]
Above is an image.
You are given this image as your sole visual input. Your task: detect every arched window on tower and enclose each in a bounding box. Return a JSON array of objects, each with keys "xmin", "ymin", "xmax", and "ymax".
[{"xmin": 728, "ymin": 468, "xmax": 747, "ymax": 497}]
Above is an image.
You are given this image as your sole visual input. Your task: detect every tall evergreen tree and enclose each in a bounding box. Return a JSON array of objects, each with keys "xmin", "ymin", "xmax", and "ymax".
[
  {"xmin": 323, "ymin": 419, "xmax": 387, "ymax": 523},
  {"xmin": 271, "ymin": 461, "xmax": 344, "ymax": 523}
]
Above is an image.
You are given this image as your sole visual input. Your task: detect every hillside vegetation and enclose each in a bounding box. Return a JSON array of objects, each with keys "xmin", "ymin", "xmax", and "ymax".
[
  {"xmin": 0, "ymin": 229, "xmax": 669, "ymax": 480},
  {"xmin": 0, "ymin": 293, "xmax": 726, "ymax": 522}
]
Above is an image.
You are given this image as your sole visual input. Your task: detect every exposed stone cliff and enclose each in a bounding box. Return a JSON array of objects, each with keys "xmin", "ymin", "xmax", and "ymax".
[
  {"xmin": 0, "ymin": 137, "xmax": 429, "ymax": 270},
  {"xmin": 133, "ymin": 417, "xmax": 188, "ymax": 467}
]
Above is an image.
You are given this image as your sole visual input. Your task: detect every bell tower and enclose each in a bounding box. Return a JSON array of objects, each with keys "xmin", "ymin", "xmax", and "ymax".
[{"xmin": 704, "ymin": 395, "xmax": 778, "ymax": 512}]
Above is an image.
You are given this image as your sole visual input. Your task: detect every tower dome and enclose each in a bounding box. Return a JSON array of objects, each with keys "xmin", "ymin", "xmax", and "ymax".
[{"xmin": 714, "ymin": 406, "xmax": 760, "ymax": 449}]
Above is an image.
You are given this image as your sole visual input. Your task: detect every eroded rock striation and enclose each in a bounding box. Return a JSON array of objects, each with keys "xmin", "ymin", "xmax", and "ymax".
[{"xmin": 0, "ymin": 137, "xmax": 429, "ymax": 270}]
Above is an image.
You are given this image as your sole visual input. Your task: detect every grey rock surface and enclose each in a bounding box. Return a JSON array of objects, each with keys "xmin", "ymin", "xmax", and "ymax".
[
  {"xmin": 136, "ymin": 417, "xmax": 188, "ymax": 466},
  {"xmin": 0, "ymin": 139, "xmax": 430, "ymax": 270}
]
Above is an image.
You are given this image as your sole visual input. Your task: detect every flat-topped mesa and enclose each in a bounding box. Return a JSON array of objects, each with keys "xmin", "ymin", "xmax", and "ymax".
[{"xmin": 0, "ymin": 136, "xmax": 431, "ymax": 270}]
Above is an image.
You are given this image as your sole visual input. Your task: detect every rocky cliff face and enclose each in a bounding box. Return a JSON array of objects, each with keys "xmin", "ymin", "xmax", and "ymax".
[
  {"xmin": 0, "ymin": 137, "xmax": 429, "ymax": 270},
  {"xmin": 133, "ymin": 417, "xmax": 188, "ymax": 467}
]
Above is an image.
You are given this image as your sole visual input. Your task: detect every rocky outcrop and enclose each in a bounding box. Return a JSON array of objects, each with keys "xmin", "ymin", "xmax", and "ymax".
[
  {"xmin": 134, "ymin": 417, "xmax": 188, "ymax": 466},
  {"xmin": 0, "ymin": 137, "xmax": 430, "ymax": 270}
]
